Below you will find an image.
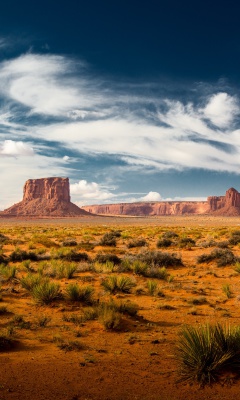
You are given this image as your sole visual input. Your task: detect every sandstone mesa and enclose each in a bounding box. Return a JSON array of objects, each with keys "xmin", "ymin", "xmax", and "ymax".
[
  {"xmin": 82, "ymin": 187, "xmax": 240, "ymax": 216},
  {"xmin": 3, "ymin": 177, "xmax": 91, "ymax": 217},
  {"xmin": 2, "ymin": 177, "xmax": 240, "ymax": 217}
]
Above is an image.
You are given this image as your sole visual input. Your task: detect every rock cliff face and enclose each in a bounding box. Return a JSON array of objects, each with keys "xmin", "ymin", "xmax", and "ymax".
[
  {"xmin": 23, "ymin": 177, "xmax": 71, "ymax": 202},
  {"xmin": 3, "ymin": 177, "xmax": 91, "ymax": 217},
  {"xmin": 82, "ymin": 188, "xmax": 240, "ymax": 217}
]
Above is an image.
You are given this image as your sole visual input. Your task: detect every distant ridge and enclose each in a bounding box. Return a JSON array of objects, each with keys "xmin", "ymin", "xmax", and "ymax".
[
  {"xmin": 82, "ymin": 188, "xmax": 240, "ymax": 217},
  {"xmin": 3, "ymin": 177, "xmax": 92, "ymax": 217}
]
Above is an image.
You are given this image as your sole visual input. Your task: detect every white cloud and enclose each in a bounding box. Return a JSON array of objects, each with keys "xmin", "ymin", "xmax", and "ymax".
[
  {"xmin": 63, "ymin": 155, "xmax": 70, "ymax": 161},
  {"xmin": 203, "ymin": 92, "xmax": 239, "ymax": 128},
  {"xmin": 0, "ymin": 140, "xmax": 34, "ymax": 156},
  {"xmin": 0, "ymin": 54, "xmax": 98, "ymax": 116},
  {"xmin": 70, "ymin": 180, "xmax": 116, "ymax": 205},
  {"xmin": 140, "ymin": 191, "xmax": 162, "ymax": 201}
]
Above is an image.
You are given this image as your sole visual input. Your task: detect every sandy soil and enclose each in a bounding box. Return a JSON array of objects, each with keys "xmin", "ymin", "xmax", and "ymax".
[{"xmin": 1, "ymin": 216, "xmax": 240, "ymax": 400}]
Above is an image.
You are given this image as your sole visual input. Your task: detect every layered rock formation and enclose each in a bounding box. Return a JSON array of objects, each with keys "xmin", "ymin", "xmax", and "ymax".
[
  {"xmin": 82, "ymin": 188, "xmax": 240, "ymax": 217},
  {"xmin": 3, "ymin": 177, "xmax": 91, "ymax": 217}
]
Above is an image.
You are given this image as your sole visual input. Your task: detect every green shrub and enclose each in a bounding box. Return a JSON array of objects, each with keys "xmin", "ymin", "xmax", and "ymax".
[
  {"xmin": 176, "ymin": 323, "xmax": 240, "ymax": 385},
  {"xmin": 31, "ymin": 281, "xmax": 61, "ymax": 305}
]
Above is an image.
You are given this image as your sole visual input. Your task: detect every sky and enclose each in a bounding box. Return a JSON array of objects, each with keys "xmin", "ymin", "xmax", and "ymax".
[{"xmin": 1, "ymin": 0, "xmax": 240, "ymax": 209}]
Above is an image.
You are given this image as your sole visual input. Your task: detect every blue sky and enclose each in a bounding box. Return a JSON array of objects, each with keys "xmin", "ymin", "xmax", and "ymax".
[{"xmin": 1, "ymin": 0, "xmax": 240, "ymax": 209}]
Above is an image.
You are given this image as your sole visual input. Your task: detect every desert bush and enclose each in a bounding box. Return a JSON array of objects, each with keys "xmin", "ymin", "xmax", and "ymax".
[
  {"xmin": 127, "ymin": 238, "xmax": 147, "ymax": 248},
  {"xmin": 95, "ymin": 253, "xmax": 121, "ymax": 265},
  {"xmin": 31, "ymin": 280, "xmax": 62, "ymax": 305},
  {"xmin": 147, "ymin": 266, "xmax": 168, "ymax": 280},
  {"xmin": 0, "ymin": 233, "xmax": 8, "ymax": 243},
  {"xmin": 99, "ymin": 232, "xmax": 117, "ymax": 247},
  {"xmin": 99, "ymin": 299, "xmax": 139, "ymax": 317},
  {"xmin": 178, "ymin": 237, "xmax": 196, "ymax": 248},
  {"xmin": 65, "ymin": 283, "xmax": 94, "ymax": 304},
  {"xmin": 229, "ymin": 231, "xmax": 240, "ymax": 245},
  {"xmin": 62, "ymin": 238, "xmax": 77, "ymax": 247},
  {"xmin": 136, "ymin": 251, "xmax": 182, "ymax": 267},
  {"xmin": 197, "ymin": 249, "xmax": 236, "ymax": 267},
  {"xmin": 156, "ymin": 238, "xmax": 172, "ymax": 248},
  {"xmin": 9, "ymin": 249, "xmax": 39, "ymax": 262},
  {"xmin": 162, "ymin": 231, "xmax": 179, "ymax": 239},
  {"xmin": 176, "ymin": 323, "xmax": 240, "ymax": 385},
  {"xmin": 57, "ymin": 250, "xmax": 89, "ymax": 262},
  {"xmin": 101, "ymin": 275, "xmax": 136, "ymax": 294},
  {"xmin": 216, "ymin": 241, "xmax": 229, "ymax": 249}
]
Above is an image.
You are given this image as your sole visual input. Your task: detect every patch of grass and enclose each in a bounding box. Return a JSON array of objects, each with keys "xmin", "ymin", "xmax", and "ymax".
[
  {"xmin": 98, "ymin": 304, "xmax": 122, "ymax": 330},
  {"xmin": 176, "ymin": 323, "xmax": 240, "ymax": 386},
  {"xmin": 222, "ymin": 284, "xmax": 232, "ymax": 299},
  {"xmin": 35, "ymin": 314, "xmax": 51, "ymax": 327},
  {"xmin": 146, "ymin": 280, "xmax": 158, "ymax": 296},
  {"xmin": 31, "ymin": 280, "xmax": 62, "ymax": 305},
  {"xmin": 101, "ymin": 275, "xmax": 136, "ymax": 294},
  {"xmin": 20, "ymin": 273, "xmax": 43, "ymax": 291},
  {"xmin": 0, "ymin": 265, "xmax": 17, "ymax": 281},
  {"xmin": 54, "ymin": 336, "xmax": 84, "ymax": 351},
  {"xmin": 131, "ymin": 260, "xmax": 148, "ymax": 276},
  {"xmin": 65, "ymin": 283, "xmax": 94, "ymax": 304}
]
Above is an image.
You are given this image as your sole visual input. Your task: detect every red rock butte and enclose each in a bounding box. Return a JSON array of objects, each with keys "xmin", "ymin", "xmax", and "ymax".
[
  {"xmin": 82, "ymin": 187, "xmax": 240, "ymax": 217},
  {"xmin": 3, "ymin": 177, "xmax": 91, "ymax": 217}
]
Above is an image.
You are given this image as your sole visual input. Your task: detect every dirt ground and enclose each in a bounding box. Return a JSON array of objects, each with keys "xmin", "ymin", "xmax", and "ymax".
[{"xmin": 1, "ymin": 216, "xmax": 240, "ymax": 400}]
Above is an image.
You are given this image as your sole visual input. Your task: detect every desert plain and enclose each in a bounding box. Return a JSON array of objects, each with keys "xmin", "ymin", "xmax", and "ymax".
[{"xmin": 1, "ymin": 216, "xmax": 240, "ymax": 399}]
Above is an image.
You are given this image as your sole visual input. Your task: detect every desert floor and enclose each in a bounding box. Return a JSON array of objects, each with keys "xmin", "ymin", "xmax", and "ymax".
[{"xmin": 1, "ymin": 216, "xmax": 240, "ymax": 399}]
